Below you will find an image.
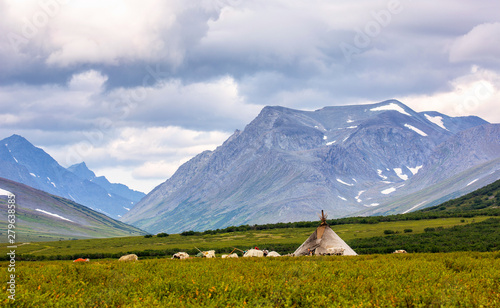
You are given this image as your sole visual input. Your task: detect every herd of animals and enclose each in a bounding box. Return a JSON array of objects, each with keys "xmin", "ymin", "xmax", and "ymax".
[
  {"xmin": 71, "ymin": 248, "xmax": 407, "ymax": 262},
  {"xmin": 172, "ymin": 248, "xmax": 281, "ymax": 260}
]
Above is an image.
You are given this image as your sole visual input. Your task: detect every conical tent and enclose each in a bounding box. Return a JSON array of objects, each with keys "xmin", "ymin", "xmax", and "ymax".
[{"xmin": 293, "ymin": 211, "xmax": 357, "ymax": 256}]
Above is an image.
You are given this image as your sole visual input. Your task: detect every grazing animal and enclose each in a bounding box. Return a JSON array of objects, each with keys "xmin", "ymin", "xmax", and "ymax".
[
  {"xmin": 202, "ymin": 250, "xmax": 216, "ymax": 258},
  {"xmin": 172, "ymin": 252, "xmax": 189, "ymax": 259},
  {"xmin": 73, "ymin": 258, "xmax": 89, "ymax": 262},
  {"xmin": 228, "ymin": 253, "xmax": 238, "ymax": 258},
  {"xmin": 221, "ymin": 254, "xmax": 229, "ymax": 258},
  {"xmin": 118, "ymin": 254, "xmax": 138, "ymax": 262},
  {"xmin": 243, "ymin": 249, "xmax": 264, "ymax": 257},
  {"xmin": 266, "ymin": 251, "xmax": 281, "ymax": 257},
  {"xmin": 393, "ymin": 250, "xmax": 407, "ymax": 254}
]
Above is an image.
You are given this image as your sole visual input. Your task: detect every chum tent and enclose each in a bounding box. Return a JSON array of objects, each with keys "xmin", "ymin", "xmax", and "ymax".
[{"xmin": 293, "ymin": 211, "xmax": 357, "ymax": 256}]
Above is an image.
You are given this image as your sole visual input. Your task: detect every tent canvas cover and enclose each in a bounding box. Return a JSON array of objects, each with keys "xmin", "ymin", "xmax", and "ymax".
[{"xmin": 293, "ymin": 211, "xmax": 357, "ymax": 256}]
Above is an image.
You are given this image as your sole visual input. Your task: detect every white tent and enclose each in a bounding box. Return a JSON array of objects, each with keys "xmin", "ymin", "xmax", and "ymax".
[{"xmin": 293, "ymin": 211, "xmax": 357, "ymax": 256}]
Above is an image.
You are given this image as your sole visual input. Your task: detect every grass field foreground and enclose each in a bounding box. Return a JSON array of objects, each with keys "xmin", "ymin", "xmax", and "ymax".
[{"xmin": 2, "ymin": 252, "xmax": 500, "ymax": 307}]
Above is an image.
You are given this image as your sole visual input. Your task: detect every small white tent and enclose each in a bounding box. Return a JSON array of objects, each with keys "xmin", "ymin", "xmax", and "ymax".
[{"xmin": 293, "ymin": 211, "xmax": 357, "ymax": 256}]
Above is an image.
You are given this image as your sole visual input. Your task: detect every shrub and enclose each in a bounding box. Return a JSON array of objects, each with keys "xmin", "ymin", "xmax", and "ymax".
[
  {"xmin": 424, "ymin": 227, "xmax": 436, "ymax": 232},
  {"xmin": 384, "ymin": 230, "xmax": 395, "ymax": 235},
  {"xmin": 157, "ymin": 233, "xmax": 169, "ymax": 238},
  {"xmin": 404, "ymin": 229, "xmax": 413, "ymax": 233},
  {"xmin": 144, "ymin": 234, "xmax": 153, "ymax": 238}
]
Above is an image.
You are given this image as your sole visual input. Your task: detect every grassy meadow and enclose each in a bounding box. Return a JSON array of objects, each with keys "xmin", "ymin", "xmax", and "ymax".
[
  {"xmin": 1, "ymin": 215, "xmax": 499, "ymax": 306},
  {"xmin": 2, "ymin": 252, "xmax": 499, "ymax": 307},
  {"xmin": 0, "ymin": 216, "xmax": 492, "ymax": 260}
]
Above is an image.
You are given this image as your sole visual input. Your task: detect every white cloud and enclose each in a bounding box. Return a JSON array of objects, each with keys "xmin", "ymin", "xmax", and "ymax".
[
  {"xmin": 401, "ymin": 66, "xmax": 500, "ymax": 123},
  {"xmin": 118, "ymin": 76, "xmax": 262, "ymax": 130},
  {"xmin": 1, "ymin": 0, "xmax": 500, "ymax": 193},
  {"xmin": 62, "ymin": 126, "xmax": 231, "ymax": 192},
  {"xmin": 450, "ymin": 22, "xmax": 500, "ymax": 65},
  {"xmin": 44, "ymin": 0, "xmax": 181, "ymax": 67},
  {"xmin": 68, "ymin": 70, "xmax": 108, "ymax": 92}
]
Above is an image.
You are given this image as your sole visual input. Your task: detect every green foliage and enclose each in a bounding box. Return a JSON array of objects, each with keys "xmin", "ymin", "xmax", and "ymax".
[
  {"xmin": 180, "ymin": 230, "xmax": 199, "ymax": 236},
  {"xmin": 157, "ymin": 233, "xmax": 169, "ymax": 238},
  {"xmin": 144, "ymin": 234, "xmax": 153, "ymax": 238},
  {"xmin": 349, "ymin": 218, "xmax": 500, "ymax": 254},
  {"xmin": 422, "ymin": 179, "xmax": 500, "ymax": 213},
  {"xmin": 404, "ymin": 229, "xmax": 413, "ymax": 233},
  {"xmin": 384, "ymin": 230, "xmax": 395, "ymax": 234},
  {"xmin": 4, "ymin": 252, "xmax": 500, "ymax": 307}
]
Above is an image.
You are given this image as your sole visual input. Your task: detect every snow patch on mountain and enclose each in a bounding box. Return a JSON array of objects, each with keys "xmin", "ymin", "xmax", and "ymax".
[
  {"xmin": 371, "ymin": 103, "xmax": 411, "ymax": 116},
  {"xmin": 36, "ymin": 209, "xmax": 74, "ymax": 222},
  {"xmin": 403, "ymin": 201, "xmax": 428, "ymax": 214},
  {"xmin": 467, "ymin": 179, "xmax": 479, "ymax": 186},
  {"xmin": 393, "ymin": 168, "xmax": 408, "ymax": 180},
  {"xmin": 337, "ymin": 178, "xmax": 354, "ymax": 186},
  {"xmin": 425, "ymin": 114, "xmax": 448, "ymax": 130},
  {"xmin": 355, "ymin": 190, "xmax": 365, "ymax": 203},
  {"xmin": 404, "ymin": 124, "xmax": 427, "ymax": 136},
  {"xmin": 377, "ymin": 169, "xmax": 388, "ymax": 180},
  {"xmin": 408, "ymin": 165, "xmax": 423, "ymax": 175},
  {"xmin": 0, "ymin": 188, "xmax": 13, "ymax": 196},
  {"xmin": 381, "ymin": 187, "xmax": 396, "ymax": 194}
]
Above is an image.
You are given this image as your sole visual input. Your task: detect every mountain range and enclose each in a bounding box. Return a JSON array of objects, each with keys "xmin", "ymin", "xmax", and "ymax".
[
  {"xmin": 0, "ymin": 135, "xmax": 145, "ymax": 219},
  {"xmin": 0, "ymin": 177, "xmax": 146, "ymax": 241},
  {"xmin": 121, "ymin": 100, "xmax": 500, "ymax": 234}
]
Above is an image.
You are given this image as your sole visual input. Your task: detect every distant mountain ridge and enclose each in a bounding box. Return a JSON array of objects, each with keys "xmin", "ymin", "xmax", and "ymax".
[
  {"xmin": 0, "ymin": 135, "xmax": 145, "ymax": 219},
  {"xmin": 121, "ymin": 100, "xmax": 499, "ymax": 234}
]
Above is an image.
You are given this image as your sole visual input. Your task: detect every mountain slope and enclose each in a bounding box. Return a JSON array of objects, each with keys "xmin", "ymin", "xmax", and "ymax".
[
  {"xmin": 67, "ymin": 162, "xmax": 145, "ymax": 205},
  {"xmin": 420, "ymin": 178, "xmax": 500, "ymax": 213},
  {"xmin": 122, "ymin": 100, "xmax": 498, "ymax": 234},
  {"xmin": 0, "ymin": 135, "xmax": 145, "ymax": 219},
  {"xmin": 0, "ymin": 177, "xmax": 146, "ymax": 242}
]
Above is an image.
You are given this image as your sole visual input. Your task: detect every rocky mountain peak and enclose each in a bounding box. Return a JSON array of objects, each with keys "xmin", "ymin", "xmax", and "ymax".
[{"xmin": 121, "ymin": 101, "xmax": 500, "ymax": 234}]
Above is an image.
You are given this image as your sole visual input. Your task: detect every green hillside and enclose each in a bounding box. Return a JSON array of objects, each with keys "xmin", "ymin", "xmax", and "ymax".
[
  {"xmin": 421, "ymin": 178, "xmax": 500, "ymax": 213},
  {"xmin": 0, "ymin": 177, "xmax": 147, "ymax": 242}
]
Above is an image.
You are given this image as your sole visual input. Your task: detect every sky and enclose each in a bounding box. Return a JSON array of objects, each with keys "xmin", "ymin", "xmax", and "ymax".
[{"xmin": 1, "ymin": 0, "xmax": 499, "ymax": 193}]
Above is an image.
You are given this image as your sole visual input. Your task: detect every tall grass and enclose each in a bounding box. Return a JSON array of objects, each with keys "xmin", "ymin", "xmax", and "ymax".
[{"xmin": 2, "ymin": 252, "xmax": 499, "ymax": 307}]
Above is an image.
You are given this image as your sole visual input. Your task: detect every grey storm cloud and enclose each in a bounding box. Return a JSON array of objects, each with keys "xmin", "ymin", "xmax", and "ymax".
[
  {"xmin": 0, "ymin": 0, "xmax": 498, "ymax": 102},
  {"xmin": 0, "ymin": 0, "xmax": 499, "ymax": 192}
]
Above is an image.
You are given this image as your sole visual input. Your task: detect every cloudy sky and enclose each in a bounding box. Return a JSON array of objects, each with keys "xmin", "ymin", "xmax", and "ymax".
[{"xmin": 1, "ymin": 0, "xmax": 499, "ymax": 193}]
